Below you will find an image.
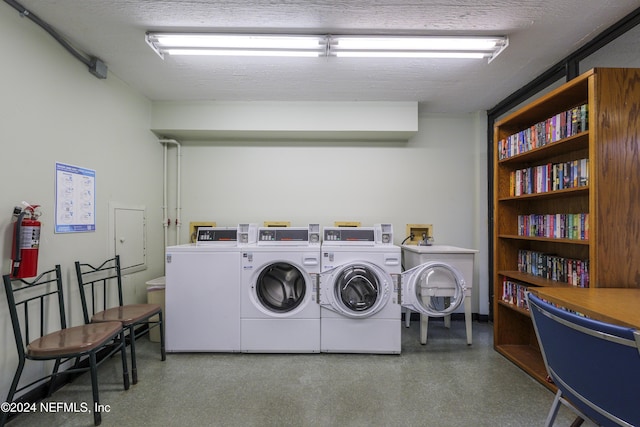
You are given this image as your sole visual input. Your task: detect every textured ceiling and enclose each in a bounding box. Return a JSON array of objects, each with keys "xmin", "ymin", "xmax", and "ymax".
[{"xmin": 8, "ymin": 0, "xmax": 640, "ymax": 113}]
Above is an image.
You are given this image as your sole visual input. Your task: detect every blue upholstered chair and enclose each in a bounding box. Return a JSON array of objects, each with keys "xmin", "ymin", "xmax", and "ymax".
[{"xmin": 526, "ymin": 291, "xmax": 640, "ymax": 427}]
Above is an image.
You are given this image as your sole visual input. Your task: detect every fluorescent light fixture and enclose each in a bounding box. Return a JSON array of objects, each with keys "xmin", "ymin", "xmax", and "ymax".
[
  {"xmin": 333, "ymin": 51, "xmax": 487, "ymax": 59},
  {"xmin": 329, "ymin": 36, "xmax": 508, "ymax": 61},
  {"xmin": 163, "ymin": 49, "xmax": 320, "ymax": 57},
  {"xmin": 145, "ymin": 32, "xmax": 508, "ymax": 61},
  {"xmin": 146, "ymin": 33, "xmax": 327, "ymax": 58}
]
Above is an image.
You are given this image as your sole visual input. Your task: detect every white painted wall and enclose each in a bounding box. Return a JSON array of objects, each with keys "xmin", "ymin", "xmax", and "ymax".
[
  {"xmin": 580, "ymin": 23, "xmax": 640, "ymax": 72},
  {"xmin": 151, "ymin": 100, "xmax": 418, "ymax": 140},
  {"xmin": 0, "ymin": 10, "xmax": 164, "ymax": 399},
  {"xmin": 165, "ymin": 109, "xmax": 489, "ymax": 314}
]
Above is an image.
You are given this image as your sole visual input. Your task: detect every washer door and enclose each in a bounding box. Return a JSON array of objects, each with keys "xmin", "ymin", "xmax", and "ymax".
[
  {"xmin": 255, "ymin": 262, "xmax": 306, "ymax": 313},
  {"xmin": 401, "ymin": 261, "xmax": 466, "ymax": 317},
  {"xmin": 320, "ymin": 261, "xmax": 391, "ymax": 319}
]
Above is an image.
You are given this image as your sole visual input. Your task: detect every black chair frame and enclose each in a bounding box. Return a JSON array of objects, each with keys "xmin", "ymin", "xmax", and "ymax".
[
  {"xmin": 2, "ymin": 266, "xmax": 129, "ymax": 427},
  {"xmin": 75, "ymin": 255, "xmax": 165, "ymax": 384}
]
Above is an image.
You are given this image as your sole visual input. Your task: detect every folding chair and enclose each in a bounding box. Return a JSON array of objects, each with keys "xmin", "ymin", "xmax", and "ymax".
[
  {"xmin": 527, "ymin": 291, "xmax": 640, "ymax": 427},
  {"xmin": 75, "ymin": 255, "xmax": 165, "ymax": 384},
  {"xmin": 2, "ymin": 265, "xmax": 129, "ymax": 427}
]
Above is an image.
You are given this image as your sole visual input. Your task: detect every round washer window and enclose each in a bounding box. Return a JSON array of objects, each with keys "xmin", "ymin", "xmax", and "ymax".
[
  {"xmin": 336, "ymin": 265, "xmax": 380, "ymax": 312},
  {"xmin": 256, "ymin": 262, "xmax": 306, "ymax": 313},
  {"xmin": 413, "ymin": 264, "xmax": 464, "ymax": 315}
]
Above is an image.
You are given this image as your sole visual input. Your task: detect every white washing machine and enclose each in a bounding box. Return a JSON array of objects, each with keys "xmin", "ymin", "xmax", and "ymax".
[
  {"xmin": 319, "ymin": 225, "xmax": 402, "ymax": 354},
  {"xmin": 240, "ymin": 224, "xmax": 321, "ymax": 353},
  {"xmin": 320, "ymin": 225, "xmax": 468, "ymax": 354},
  {"xmin": 165, "ymin": 224, "xmax": 256, "ymax": 352}
]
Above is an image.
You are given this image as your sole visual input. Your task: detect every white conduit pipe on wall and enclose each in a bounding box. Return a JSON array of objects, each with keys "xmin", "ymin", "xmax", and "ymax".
[{"xmin": 159, "ymin": 139, "xmax": 182, "ymax": 251}]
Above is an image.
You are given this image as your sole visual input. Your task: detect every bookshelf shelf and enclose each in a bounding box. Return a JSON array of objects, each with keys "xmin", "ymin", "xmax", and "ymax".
[
  {"xmin": 493, "ymin": 67, "xmax": 640, "ymax": 390},
  {"xmin": 498, "ymin": 235, "xmax": 589, "ymax": 245},
  {"xmin": 497, "ymin": 299, "xmax": 531, "ymax": 316},
  {"xmin": 498, "ymin": 131, "xmax": 589, "ymax": 166},
  {"xmin": 495, "ymin": 344, "xmax": 551, "ymax": 389},
  {"xmin": 497, "ymin": 271, "xmax": 577, "ymax": 288},
  {"xmin": 498, "ymin": 186, "xmax": 588, "ymax": 202}
]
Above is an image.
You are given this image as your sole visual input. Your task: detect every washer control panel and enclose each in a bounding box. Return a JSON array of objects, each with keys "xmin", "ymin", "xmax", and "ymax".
[
  {"xmin": 196, "ymin": 227, "xmax": 237, "ymax": 246},
  {"xmin": 323, "ymin": 227, "xmax": 375, "ymax": 243},
  {"xmin": 259, "ymin": 227, "xmax": 308, "ymax": 242},
  {"xmin": 257, "ymin": 224, "xmax": 320, "ymax": 246}
]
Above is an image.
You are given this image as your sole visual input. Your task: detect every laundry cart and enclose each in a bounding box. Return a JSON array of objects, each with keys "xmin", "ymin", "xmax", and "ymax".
[{"xmin": 401, "ymin": 245, "xmax": 477, "ymax": 345}]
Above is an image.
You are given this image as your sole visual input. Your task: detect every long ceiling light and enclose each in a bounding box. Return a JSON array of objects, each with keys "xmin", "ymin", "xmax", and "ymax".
[
  {"xmin": 146, "ymin": 32, "xmax": 508, "ymax": 62},
  {"xmin": 145, "ymin": 33, "xmax": 327, "ymax": 58},
  {"xmin": 329, "ymin": 36, "xmax": 508, "ymax": 61}
]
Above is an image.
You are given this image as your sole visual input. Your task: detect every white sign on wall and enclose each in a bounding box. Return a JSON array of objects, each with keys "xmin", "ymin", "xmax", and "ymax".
[{"xmin": 55, "ymin": 162, "xmax": 96, "ymax": 233}]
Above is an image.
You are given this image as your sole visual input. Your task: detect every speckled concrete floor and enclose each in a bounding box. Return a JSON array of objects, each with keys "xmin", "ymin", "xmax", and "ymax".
[{"xmin": 5, "ymin": 320, "xmax": 591, "ymax": 427}]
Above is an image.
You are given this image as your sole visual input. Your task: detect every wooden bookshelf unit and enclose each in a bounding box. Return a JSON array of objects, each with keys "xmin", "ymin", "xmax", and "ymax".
[{"xmin": 492, "ymin": 68, "xmax": 640, "ymax": 390}]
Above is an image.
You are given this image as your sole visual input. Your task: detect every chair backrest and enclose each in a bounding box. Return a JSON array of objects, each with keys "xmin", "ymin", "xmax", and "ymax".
[
  {"xmin": 75, "ymin": 256, "xmax": 124, "ymax": 324},
  {"xmin": 3, "ymin": 266, "xmax": 67, "ymax": 358},
  {"xmin": 526, "ymin": 291, "xmax": 640, "ymax": 427}
]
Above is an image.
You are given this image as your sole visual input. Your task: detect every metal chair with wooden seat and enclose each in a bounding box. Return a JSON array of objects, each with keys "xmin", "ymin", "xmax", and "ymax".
[
  {"xmin": 2, "ymin": 265, "xmax": 129, "ymax": 427},
  {"xmin": 527, "ymin": 291, "xmax": 640, "ymax": 427},
  {"xmin": 75, "ymin": 255, "xmax": 166, "ymax": 384}
]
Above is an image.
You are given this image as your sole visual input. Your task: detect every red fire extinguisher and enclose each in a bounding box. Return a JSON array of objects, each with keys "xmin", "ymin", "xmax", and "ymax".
[{"xmin": 11, "ymin": 203, "xmax": 42, "ymax": 279}]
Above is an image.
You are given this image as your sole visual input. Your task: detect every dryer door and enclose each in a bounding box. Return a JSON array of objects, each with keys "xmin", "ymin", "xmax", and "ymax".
[
  {"xmin": 319, "ymin": 261, "xmax": 392, "ymax": 319},
  {"xmin": 255, "ymin": 262, "xmax": 307, "ymax": 314},
  {"xmin": 401, "ymin": 261, "xmax": 466, "ymax": 317}
]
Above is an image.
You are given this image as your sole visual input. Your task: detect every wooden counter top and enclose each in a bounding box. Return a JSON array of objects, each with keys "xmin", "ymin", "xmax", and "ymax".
[{"xmin": 533, "ymin": 287, "xmax": 640, "ymax": 329}]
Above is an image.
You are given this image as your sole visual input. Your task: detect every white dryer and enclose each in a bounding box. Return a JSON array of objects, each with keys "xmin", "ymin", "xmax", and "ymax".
[
  {"xmin": 240, "ymin": 224, "xmax": 321, "ymax": 353},
  {"xmin": 165, "ymin": 224, "xmax": 257, "ymax": 352},
  {"xmin": 320, "ymin": 225, "xmax": 468, "ymax": 354},
  {"xmin": 319, "ymin": 225, "xmax": 402, "ymax": 354}
]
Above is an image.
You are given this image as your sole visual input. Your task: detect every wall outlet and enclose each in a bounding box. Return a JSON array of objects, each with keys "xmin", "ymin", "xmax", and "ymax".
[{"xmin": 405, "ymin": 224, "xmax": 433, "ymax": 245}]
